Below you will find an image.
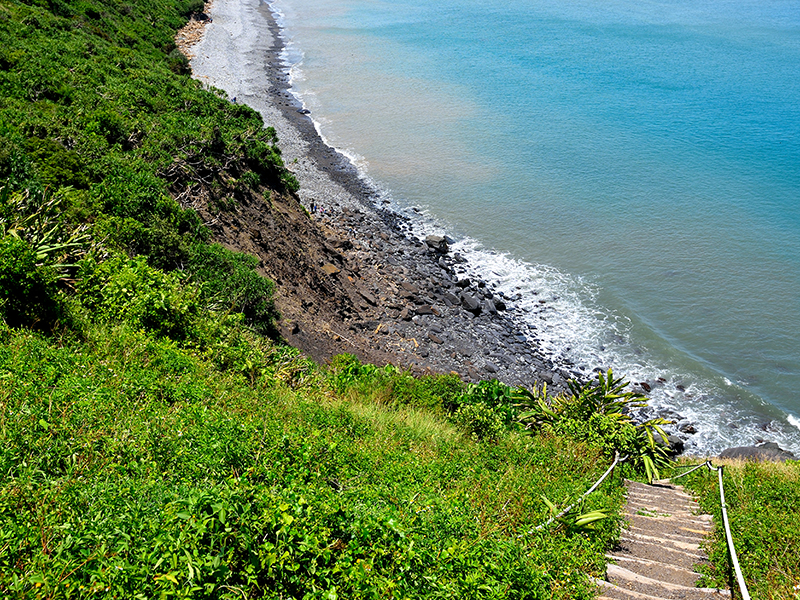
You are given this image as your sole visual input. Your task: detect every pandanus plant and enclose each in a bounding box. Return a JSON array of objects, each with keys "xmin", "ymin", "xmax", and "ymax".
[
  {"xmin": 515, "ymin": 369, "xmax": 672, "ymax": 483},
  {"xmin": 0, "ymin": 185, "xmax": 92, "ymax": 275}
]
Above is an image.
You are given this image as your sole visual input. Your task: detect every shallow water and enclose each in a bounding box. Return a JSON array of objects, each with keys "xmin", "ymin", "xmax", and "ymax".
[{"xmin": 270, "ymin": 0, "xmax": 800, "ymax": 454}]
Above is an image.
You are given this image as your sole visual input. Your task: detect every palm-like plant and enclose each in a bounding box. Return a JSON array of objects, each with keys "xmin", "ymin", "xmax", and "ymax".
[
  {"xmin": 0, "ymin": 185, "xmax": 92, "ymax": 274},
  {"xmin": 516, "ymin": 370, "xmax": 672, "ymax": 483}
]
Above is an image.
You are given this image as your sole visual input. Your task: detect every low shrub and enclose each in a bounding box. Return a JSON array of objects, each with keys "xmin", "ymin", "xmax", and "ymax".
[
  {"xmin": 77, "ymin": 254, "xmax": 200, "ymax": 341},
  {"xmin": 517, "ymin": 370, "xmax": 671, "ymax": 481},
  {"xmin": 187, "ymin": 242, "xmax": 279, "ymax": 337},
  {"xmin": 453, "ymin": 402, "xmax": 506, "ymax": 441},
  {"xmin": 0, "ymin": 236, "xmax": 61, "ymax": 329}
]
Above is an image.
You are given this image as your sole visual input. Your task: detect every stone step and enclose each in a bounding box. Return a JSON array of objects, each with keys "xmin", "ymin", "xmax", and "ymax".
[
  {"xmin": 599, "ymin": 480, "xmax": 729, "ymax": 600},
  {"xmin": 606, "ymin": 553, "xmax": 703, "ymax": 588},
  {"xmin": 604, "ymin": 564, "xmax": 730, "ymax": 600},
  {"xmin": 617, "ymin": 534, "xmax": 706, "ymax": 567},
  {"xmin": 594, "ymin": 577, "xmax": 728, "ymax": 600},
  {"xmin": 626, "ymin": 523, "xmax": 707, "ymax": 544}
]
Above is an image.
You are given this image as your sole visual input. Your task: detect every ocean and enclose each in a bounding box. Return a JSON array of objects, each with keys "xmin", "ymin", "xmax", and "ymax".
[{"xmin": 268, "ymin": 0, "xmax": 800, "ymax": 454}]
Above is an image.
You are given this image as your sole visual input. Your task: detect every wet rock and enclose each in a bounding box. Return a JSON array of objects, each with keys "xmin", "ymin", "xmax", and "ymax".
[
  {"xmin": 639, "ymin": 381, "xmax": 652, "ymax": 392},
  {"xmin": 666, "ymin": 435, "xmax": 684, "ymax": 456},
  {"xmin": 461, "ymin": 293, "xmax": 481, "ymax": 314},
  {"xmin": 678, "ymin": 422, "xmax": 697, "ymax": 435},
  {"xmin": 456, "ymin": 278, "xmax": 471, "ymax": 288},
  {"xmin": 485, "ymin": 299, "xmax": 497, "ymax": 314},
  {"xmin": 494, "ymin": 299, "xmax": 507, "ymax": 311},
  {"xmin": 719, "ymin": 442, "xmax": 796, "ymax": 462},
  {"xmin": 425, "ymin": 235, "xmax": 449, "ymax": 253}
]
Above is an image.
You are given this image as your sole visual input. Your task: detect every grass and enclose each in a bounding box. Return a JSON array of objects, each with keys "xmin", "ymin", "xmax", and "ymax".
[
  {"xmin": 0, "ymin": 323, "xmax": 627, "ymax": 598},
  {"xmin": 673, "ymin": 458, "xmax": 800, "ymax": 600}
]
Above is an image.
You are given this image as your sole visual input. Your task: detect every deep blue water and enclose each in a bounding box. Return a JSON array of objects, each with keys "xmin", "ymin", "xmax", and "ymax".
[{"xmin": 272, "ymin": 0, "xmax": 800, "ymax": 453}]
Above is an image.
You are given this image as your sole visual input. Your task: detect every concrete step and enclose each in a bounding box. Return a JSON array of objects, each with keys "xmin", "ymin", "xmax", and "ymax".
[
  {"xmin": 606, "ymin": 553, "xmax": 703, "ymax": 588},
  {"xmin": 604, "ymin": 564, "xmax": 730, "ymax": 600},
  {"xmin": 594, "ymin": 576, "xmax": 729, "ymax": 600},
  {"xmin": 597, "ymin": 480, "xmax": 729, "ymax": 600}
]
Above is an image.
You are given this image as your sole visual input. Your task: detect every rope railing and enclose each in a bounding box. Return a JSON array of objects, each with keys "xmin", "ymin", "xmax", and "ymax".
[
  {"xmin": 522, "ymin": 452, "xmax": 626, "ymax": 535},
  {"xmin": 670, "ymin": 461, "xmax": 752, "ymax": 600},
  {"xmin": 521, "ymin": 455, "xmax": 752, "ymax": 600}
]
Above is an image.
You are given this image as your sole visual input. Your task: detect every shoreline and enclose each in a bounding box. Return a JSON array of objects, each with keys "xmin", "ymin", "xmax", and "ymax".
[
  {"xmin": 180, "ymin": 0, "xmax": 800, "ymax": 459},
  {"xmin": 186, "ymin": 0, "xmax": 577, "ymax": 393}
]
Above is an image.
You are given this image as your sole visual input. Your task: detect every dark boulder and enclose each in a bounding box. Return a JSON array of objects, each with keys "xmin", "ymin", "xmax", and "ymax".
[
  {"xmin": 425, "ymin": 235, "xmax": 449, "ymax": 253},
  {"xmin": 443, "ymin": 292, "xmax": 461, "ymax": 306},
  {"xmin": 461, "ymin": 293, "xmax": 481, "ymax": 314},
  {"xmin": 719, "ymin": 442, "xmax": 796, "ymax": 462}
]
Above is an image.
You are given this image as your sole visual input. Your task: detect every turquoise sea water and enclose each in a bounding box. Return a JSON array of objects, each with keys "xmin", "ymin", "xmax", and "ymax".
[{"xmin": 270, "ymin": 0, "xmax": 800, "ymax": 453}]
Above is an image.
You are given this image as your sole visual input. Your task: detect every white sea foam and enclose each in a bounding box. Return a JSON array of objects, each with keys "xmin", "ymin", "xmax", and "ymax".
[
  {"xmin": 377, "ymin": 202, "xmax": 800, "ymax": 456},
  {"xmin": 789, "ymin": 414, "xmax": 800, "ymax": 433}
]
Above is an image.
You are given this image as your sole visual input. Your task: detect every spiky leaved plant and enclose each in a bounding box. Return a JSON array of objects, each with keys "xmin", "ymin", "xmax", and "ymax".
[{"xmin": 515, "ymin": 369, "xmax": 672, "ymax": 483}]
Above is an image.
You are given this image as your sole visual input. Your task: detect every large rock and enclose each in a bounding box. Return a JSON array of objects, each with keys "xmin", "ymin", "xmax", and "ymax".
[
  {"xmin": 425, "ymin": 235, "xmax": 449, "ymax": 253},
  {"xmin": 461, "ymin": 293, "xmax": 481, "ymax": 314},
  {"xmin": 443, "ymin": 291, "xmax": 461, "ymax": 306},
  {"xmin": 719, "ymin": 442, "xmax": 796, "ymax": 462},
  {"xmin": 321, "ymin": 264, "xmax": 340, "ymax": 275}
]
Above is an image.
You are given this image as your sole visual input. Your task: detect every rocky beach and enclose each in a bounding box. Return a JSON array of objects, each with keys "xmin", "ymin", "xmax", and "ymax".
[
  {"xmin": 181, "ymin": 0, "xmax": 578, "ymax": 394},
  {"xmin": 177, "ymin": 0, "xmax": 800, "ymax": 460}
]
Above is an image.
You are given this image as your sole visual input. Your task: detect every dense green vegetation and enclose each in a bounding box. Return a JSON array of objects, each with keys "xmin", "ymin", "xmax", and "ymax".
[
  {"xmin": 0, "ymin": 0, "xmax": 296, "ymax": 339},
  {"xmin": 0, "ymin": 322, "xmax": 632, "ymax": 598},
  {"xmin": 3, "ymin": 0, "xmax": 796, "ymax": 596},
  {"xmin": 678, "ymin": 460, "xmax": 800, "ymax": 600}
]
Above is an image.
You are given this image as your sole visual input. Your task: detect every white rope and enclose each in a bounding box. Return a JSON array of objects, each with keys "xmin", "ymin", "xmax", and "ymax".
[
  {"xmin": 708, "ymin": 464, "xmax": 752, "ymax": 600},
  {"xmin": 670, "ymin": 460, "xmax": 712, "ymax": 480},
  {"xmin": 521, "ymin": 452, "xmax": 624, "ymax": 535}
]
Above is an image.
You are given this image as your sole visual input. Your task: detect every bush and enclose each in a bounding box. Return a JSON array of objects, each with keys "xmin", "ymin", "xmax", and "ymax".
[
  {"xmin": 0, "ymin": 236, "xmax": 61, "ymax": 329},
  {"xmin": 187, "ymin": 243, "xmax": 279, "ymax": 337},
  {"xmin": 453, "ymin": 402, "xmax": 506, "ymax": 441},
  {"xmin": 77, "ymin": 254, "xmax": 200, "ymax": 341},
  {"xmin": 517, "ymin": 370, "xmax": 671, "ymax": 481}
]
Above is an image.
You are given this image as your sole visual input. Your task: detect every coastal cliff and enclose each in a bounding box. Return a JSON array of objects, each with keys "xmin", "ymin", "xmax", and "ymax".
[{"xmin": 178, "ymin": 0, "xmax": 575, "ymax": 392}]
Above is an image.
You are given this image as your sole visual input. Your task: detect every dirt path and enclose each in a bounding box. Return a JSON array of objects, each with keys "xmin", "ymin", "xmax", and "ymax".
[{"xmin": 596, "ymin": 479, "xmax": 730, "ymax": 600}]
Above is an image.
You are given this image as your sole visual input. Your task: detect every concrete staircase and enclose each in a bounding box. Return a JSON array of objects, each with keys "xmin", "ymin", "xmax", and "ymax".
[{"xmin": 595, "ymin": 479, "xmax": 730, "ymax": 600}]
